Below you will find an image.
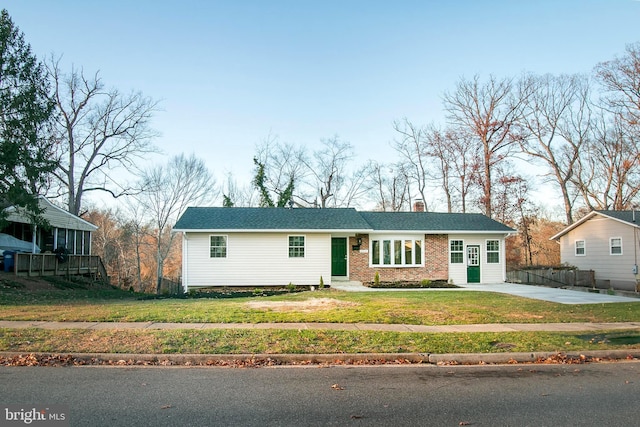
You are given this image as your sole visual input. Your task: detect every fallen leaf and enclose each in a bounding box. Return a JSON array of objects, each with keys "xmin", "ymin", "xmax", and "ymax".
[
  {"xmin": 331, "ymin": 383, "xmax": 345, "ymax": 390},
  {"xmin": 160, "ymin": 405, "xmax": 172, "ymax": 410}
]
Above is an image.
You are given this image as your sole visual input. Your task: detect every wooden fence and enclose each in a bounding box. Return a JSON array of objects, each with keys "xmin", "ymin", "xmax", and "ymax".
[
  {"xmin": 506, "ymin": 269, "xmax": 595, "ymax": 288},
  {"xmin": 11, "ymin": 253, "xmax": 109, "ymax": 284}
]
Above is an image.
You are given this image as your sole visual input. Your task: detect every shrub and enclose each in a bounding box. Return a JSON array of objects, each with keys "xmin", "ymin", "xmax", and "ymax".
[
  {"xmin": 374, "ymin": 271, "xmax": 380, "ymax": 286},
  {"xmin": 319, "ymin": 276, "xmax": 325, "ymax": 289}
]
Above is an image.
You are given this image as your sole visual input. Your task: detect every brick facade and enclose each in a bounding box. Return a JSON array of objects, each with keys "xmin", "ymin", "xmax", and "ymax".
[{"xmin": 348, "ymin": 234, "xmax": 449, "ymax": 283}]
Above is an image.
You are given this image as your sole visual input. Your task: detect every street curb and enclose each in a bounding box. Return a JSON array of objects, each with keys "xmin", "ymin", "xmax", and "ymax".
[{"xmin": 2, "ymin": 350, "xmax": 639, "ymax": 366}]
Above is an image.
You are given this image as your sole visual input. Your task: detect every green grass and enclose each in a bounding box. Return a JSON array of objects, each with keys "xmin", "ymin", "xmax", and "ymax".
[
  {"xmin": 2, "ymin": 281, "xmax": 639, "ymax": 355},
  {"xmin": 1, "ymin": 287, "xmax": 639, "ymax": 325},
  {"xmin": 1, "ymin": 328, "xmax": 639, "ymax": 355}
]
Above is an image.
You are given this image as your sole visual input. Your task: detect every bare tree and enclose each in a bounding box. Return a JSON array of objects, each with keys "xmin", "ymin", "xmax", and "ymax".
[
  {"xmin": 595, "ymin": 42, "xmax": 640, "ymax": 128},
  {"xmin": 392, "ymin": 119, "xmax": 431, "ymax": 210},
  {"xmin": 336, "ymin": 162, "xmax": 373, "ymax": 208},
  {"xmin": 369, "ymin": 162, "xmax": 410, "ymax": 211},
  {"xmin": 300, "ymin": 136, "xmax": 369, "ymax": 208},
  {"xmin": 253, "ymin": 136, "xmax": 305, "ymax": 207},
  {"xmin": 572, "ymin": 111, "xmax": 640, "ymax": 210},
  {"xmin": 444, "ymin": 128, "xmax": 479, "ymax": 213},
  {"xmin": 253, "ymin": 135, "xmax": 369, "ymax": 208},
  {"xmin": 47, "ymin": 57, "xmax": 159, "ymax": 215},
  {"xmin": 221, "ymin": 172, "xmax": 255, "ymax": 207},
  {"xmin": 393, "ymin": 119, "xmax": 479, "ymax": 213},
  {"xmin": 520, "ymin": 73, "xmax": 591, "ymax": 224},
  {"xmin": 443, "ymin": 74, "xmax": 532, "ymax": 218},
  {"xmin": 138, "ymin": 153, "xmax": 217, "ymax": 293}
]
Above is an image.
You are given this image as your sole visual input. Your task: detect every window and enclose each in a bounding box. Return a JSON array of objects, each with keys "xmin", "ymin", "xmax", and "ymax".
[
  {"xmin": 610, "ymin": 237, "xmax": 622, "ymax": 255},
  {"xmin": 56, "ymin": 229, "xmax": 66, "ymax": 250},
  {"xmin": 67, "ymin": 230, "xmax": 75, "ymax": 254},
  {"xmin": 575, "ymin": 240, "xmax": 585, "ymax": 256},
  {"xmin": 371, "ymin": 237, "xmax": 423, "ymax": 266},
  {"xmin": 450, "ymin": 240, "xmax": 464, "ymax": 264},
  {"xmin": 372, "ymin": 240, "xmax": 380, "ymax": 264},
  {"xmin": 404, "ymin": 241, "xmax": 412, "ymax": 265},
  {"xmin": 83, "ymin": 231, "xmax": 91, "ymax": 255},
  {"xmin": 210, "ymin": 235, "xmax": 227, "ymax": 258},
  {"xmin": 289, "ymin": 235, "xmax": 305, "ymax": 258},
  {"xmin": 486, "ymin": 240, "xmax": 500, "ymax": 263},
  {"xmin": 76, "ymin": 231, "xmax": 83, "ymax": 255},
  {"xmin": 394, "ymin": 240, "xmax": 402, "ymax": 265},
  {"xmin": 383, "ymin": 240, "xmax": 391, "ymax": 264}
]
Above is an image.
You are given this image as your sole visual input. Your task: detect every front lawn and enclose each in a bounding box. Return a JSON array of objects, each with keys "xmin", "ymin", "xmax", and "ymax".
[
  {"xmin": 2, "ymin": 277, "xmax": 639, "ymax": 356},
  {"xmin": 1, "ymin": 281, "xmax": 639, "ymax": 325},
  {"xmin": 2, "ymin": 328, "xmax": 639, "ymax": 355}
]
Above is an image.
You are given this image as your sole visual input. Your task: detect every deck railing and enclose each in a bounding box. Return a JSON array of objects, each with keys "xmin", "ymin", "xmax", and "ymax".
[{"xmin": 11, "ymin": 253, "xmax": 109, "ymax": 283}]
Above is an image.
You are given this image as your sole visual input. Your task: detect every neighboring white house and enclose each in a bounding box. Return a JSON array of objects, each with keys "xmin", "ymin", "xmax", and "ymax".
[
  {"xmin": 550, "ymin": 210, "xmax": 640, "ymax": 291},
  {"xmin": 173, "ymin": 207, "xmax": 514, "ymax": 291},
  {"xmin": 1, "ymin": 197, "xmax": 98, "ymax": 255}
]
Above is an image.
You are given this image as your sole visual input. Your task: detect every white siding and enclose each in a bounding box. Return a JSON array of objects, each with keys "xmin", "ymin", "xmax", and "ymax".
[
  {"xmin": 183, "ymin": 232, "xmax": 332, "ymax": 288},
  {"xmin": 448, "ymin": 234, "xmax": 507, "ymax": 284},
  {"xmin": 559, "ymin": 216, "xmax": 638, "ymax": 289}
]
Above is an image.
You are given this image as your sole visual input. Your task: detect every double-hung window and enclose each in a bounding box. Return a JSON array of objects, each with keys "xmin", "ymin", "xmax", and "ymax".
[
  {"xmin": 210, "ymin": 235, "xmax": 227, "ymax": 258},
  {"xmin": 610, "ymin": 237, "xmax": 622, "ymax": 255},
  {"xmin": 575, "ymin": 240, "xmax": 585, "ymax": 256},
  {"xmin": 486, "ymin": 240, "xmax": 500, "ymax": 263},
  {"xmin": 370, "ymin": 237, "xmax": 423, "ymax": 267},
  {"xmin": 450, "ymin": 240, "xmax": 464, "ymax": 264},
  {"xmin": 289, "ymin": 235, "xmax": 305, "ymax": 258}
]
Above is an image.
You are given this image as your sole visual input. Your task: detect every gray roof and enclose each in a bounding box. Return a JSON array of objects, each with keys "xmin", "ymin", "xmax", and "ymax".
[
  {"xmin": 359, "ymin": 211, "xmax": 514, "ymax": 232},
  {"xmin": 173, "ymin": 207, "xmax": 372, "ymax": 231},
  {"xmin": 596, "ymin": 210, "xmax": 640, "ymax": 225},
  {"xmin": 173, "ymin": 207, "xmax": 514, "ymax": 233}
]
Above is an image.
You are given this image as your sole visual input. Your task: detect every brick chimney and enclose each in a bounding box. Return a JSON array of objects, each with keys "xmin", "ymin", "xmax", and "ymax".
[{"xmin": 413, "ymin": 199, "xmax": 425, "ymax": 212}]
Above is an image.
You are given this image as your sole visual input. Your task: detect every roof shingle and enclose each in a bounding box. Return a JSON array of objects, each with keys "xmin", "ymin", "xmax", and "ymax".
[{"xmin": 173, "ymin": 207, "xmax": 514, "ymax": 233}]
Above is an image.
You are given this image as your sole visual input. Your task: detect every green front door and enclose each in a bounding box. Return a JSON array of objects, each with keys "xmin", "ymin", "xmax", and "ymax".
[
  {"xmin": 331, "ymin": 238, "xmax": 347, "ymax": 276},
  {"xmin": 466, "ymin": 245, "xmax": 480, "ymax": 283}
]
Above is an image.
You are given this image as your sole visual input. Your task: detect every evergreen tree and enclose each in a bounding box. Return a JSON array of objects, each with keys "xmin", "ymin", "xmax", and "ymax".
[{"xmin": 0, "ymin": 9, "xmax": 56, "ymax": 225}]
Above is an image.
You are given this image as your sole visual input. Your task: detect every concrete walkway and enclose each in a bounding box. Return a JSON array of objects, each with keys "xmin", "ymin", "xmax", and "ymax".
[
  {"xmin": 1, "ymin": 320, "xmax": 639, "ymax": 333},
  {"xmin": 330, "ymin": 280, "xmax": 640, "ymax": 304}
]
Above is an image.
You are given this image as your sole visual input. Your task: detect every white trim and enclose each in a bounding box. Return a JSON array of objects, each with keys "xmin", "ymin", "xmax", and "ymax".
[
  {"xmin": 485, "ymin": 239, "xmax": 500, "ymax": 264},
  {"xmin": 369, "ymin": 236, "xmax": 425, "ymax": 268},
  {"xmin": 288, "ymin": 234, "xmax": 306, "ymax": 258},
  {"xmin": 449, "ymin": 238, "xmax": 464, "ymax": 264},
  {"xmin": 209, "ymin": 234, "xmax": 228, "ymax": 258},
  {"xmin": 609, "ymin": 237, "xmax": 623, "ymax": 256},
  {"xmin": 551, "ymin": 211, "xmax": 640, "ymax": 241}
]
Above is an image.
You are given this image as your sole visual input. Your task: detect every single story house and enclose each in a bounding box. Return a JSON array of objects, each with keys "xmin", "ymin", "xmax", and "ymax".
[
  {"xmin": 1, "ymin": 197, "xmax": 98, "ymax": 255},
  {"xmin": 173, "ymin": 206, "xmax": 514, "ymax": 291},
  {"xmin": 550, "ymin": 210, "xmax": 640, "ymax": 291}
]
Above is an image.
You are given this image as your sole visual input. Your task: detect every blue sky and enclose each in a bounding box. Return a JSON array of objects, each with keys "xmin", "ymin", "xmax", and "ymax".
[{"xmin": 6, "ymin": 0, "xmax": 640, "ymax": 210}]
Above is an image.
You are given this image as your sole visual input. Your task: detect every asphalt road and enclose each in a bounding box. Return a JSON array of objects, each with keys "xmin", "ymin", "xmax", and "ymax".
[{"xmin": 1, "ymin": 362, "xmax": 639, "ymax": 426}]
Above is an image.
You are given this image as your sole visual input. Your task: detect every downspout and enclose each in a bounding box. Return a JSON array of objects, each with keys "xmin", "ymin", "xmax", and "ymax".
[{"xmin": 182, "ymin": 233, "xmax": 188, "ymax": 293}]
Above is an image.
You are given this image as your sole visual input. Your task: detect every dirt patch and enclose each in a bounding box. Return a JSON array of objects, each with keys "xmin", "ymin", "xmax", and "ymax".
[
  {"xmin": 245, "ymin": 298, "xmax": 360, "ymax": 312},
  {"xmin": 0, "ymin": 272, "xmax": 54, "ymax": 290}
]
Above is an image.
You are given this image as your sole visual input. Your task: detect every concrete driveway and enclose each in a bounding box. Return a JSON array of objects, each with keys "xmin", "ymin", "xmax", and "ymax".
[{"xmin": 330, "ymin": 280, "xmax": 640, "ymax": 304}]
